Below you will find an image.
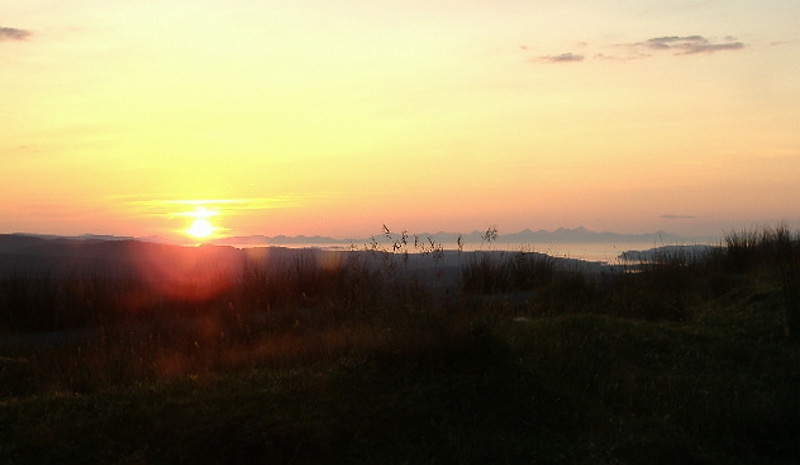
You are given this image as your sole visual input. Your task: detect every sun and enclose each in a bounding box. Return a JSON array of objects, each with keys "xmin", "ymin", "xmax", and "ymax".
[
  {"xmin": 177, "ymin": 205, "xmax": 221, "ymax": 240},
  {"xmin": 186, "ymin": 218, "xmax": 215, "ymax": 239}
]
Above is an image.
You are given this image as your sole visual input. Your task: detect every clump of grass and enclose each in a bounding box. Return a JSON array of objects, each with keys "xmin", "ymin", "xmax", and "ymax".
[
  {"xmin": 722, "ymin": 225, "xmax": 800, "ymax": 338},
  {"xmin": 768, "ymin": 225, "xmax": 800, "ymax": 339},
  {"xmin": 606, "ymin": 246, "xmax": 701, "ymax": 321},
  {"xmin": 533, "ymin": 269, "xmax": 603, "ymax": 316},
  {"xmin": 461, "ymin": 250, "xmax": 556, "ymax": 294},
  {"xmin": 724, "ymin": 228, "xmax": 763, "ymax": 274}
]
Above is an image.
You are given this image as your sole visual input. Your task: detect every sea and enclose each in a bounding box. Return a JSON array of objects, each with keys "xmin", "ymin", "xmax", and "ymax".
[{"xmin": 219, "ymin": 240, "xmax": 715, "ymax": 264}]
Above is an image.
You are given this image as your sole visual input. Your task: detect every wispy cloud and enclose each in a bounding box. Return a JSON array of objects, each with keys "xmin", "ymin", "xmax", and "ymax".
[
  {"xmin": 0, "ymin": 26, "xmax": 32, "ymax": 41},
  {"xmin": 594, "ymin": 52, "xmax": 651, "ymax": 62},
  {"xmin": 533, "ymin": 34, "xmax": 745, "ymax": 64},
  {"xmin": 643, "ymin": 36, "xmax": 701, "ymax": 50},
  {"xmin": 640, "ymin": 35, "xmax": 744, "ymax": 54},
  {"xmin": 537, "ymin": 52, "xmax": 584, "ymax": 63},
  {"xmin": 770, "ymin": 39, "xmax": 800, "ymax": 47},
  {"xmin": 122, "ymin": 197, "xmax": 306, "ymax": 219},
  {"xmin": 661, "ymin": 214, "xmax": 697, "ymax": 220}
]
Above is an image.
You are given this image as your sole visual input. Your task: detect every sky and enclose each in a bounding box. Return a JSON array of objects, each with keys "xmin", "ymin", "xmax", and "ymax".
[{"xmin": 2, "ymin": 0, "xmax": 799, "ymax": 241}]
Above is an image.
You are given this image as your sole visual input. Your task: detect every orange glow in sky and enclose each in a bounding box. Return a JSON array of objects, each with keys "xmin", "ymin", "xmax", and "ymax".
[{"xmin": 1, "ymin": 1, "xmax": 798, "ymax": 240}]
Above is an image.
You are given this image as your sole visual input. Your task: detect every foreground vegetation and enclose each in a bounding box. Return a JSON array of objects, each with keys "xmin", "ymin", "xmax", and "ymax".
[{"xmin": 1, "ymin": 226, "xmax": 799, "ymax": 464}]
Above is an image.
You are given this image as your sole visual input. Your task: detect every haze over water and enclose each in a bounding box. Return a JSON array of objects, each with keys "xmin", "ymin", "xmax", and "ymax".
[{"xmin": 218, "ymin": 240, "xmax": 711, "ymax": 264}]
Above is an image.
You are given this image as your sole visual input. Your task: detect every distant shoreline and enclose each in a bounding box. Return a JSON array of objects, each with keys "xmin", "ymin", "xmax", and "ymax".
[{"xmin": 1, "ymin": 231, "xmax": 718, "ymax": 267}]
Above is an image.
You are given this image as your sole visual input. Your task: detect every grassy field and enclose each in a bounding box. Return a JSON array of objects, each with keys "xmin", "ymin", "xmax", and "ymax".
[{"xmin": 1, "ymin": 227, "xmax": 799, "ymax": 464}]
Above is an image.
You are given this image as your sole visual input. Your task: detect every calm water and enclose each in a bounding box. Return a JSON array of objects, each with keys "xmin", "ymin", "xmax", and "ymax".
[{"xmin": 221, "ymin": 240, "xmax": 707, "ymax": 264}]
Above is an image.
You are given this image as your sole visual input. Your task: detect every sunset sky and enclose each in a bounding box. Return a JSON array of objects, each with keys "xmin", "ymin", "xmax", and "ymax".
[{"xmin": 2, "ymin": 0, "xmax": 799, "ymax": 241}]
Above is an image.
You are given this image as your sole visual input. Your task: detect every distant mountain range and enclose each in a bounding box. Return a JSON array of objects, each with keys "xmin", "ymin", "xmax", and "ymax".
[{"xmin": 2, "ymin": 227, "xmax": 718, "ymax": 249}]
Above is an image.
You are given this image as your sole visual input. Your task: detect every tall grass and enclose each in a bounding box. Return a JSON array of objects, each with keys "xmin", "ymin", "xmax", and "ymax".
[
  {"xmin": 724, "ymin": 225, "xmax": 800, "ymax": 338},
  {"xmin": 4, "ymin": 225, "xmax": 799, "ymax": 333},
  {"xmin": 2, "ymin": 225, "xmax": 800, "ymax": 463},
  {"xmin": 461, "ymin": 250, "xmax": 556, "ymax": 294}
]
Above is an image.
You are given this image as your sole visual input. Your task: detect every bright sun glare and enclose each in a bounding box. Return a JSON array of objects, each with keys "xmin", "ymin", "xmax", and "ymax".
[
  {"xmin": 182, "ymin": 206, "xmax": 219, "ymax": 239},
  {"xmin": 186, "ymin": 219, "xmax": 215, "ymax": 239}
]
